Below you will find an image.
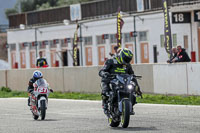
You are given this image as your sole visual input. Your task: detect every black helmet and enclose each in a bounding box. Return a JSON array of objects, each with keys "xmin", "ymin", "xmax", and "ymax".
[{"xmin": 119, "ymin": 48, "xmax": 133, "ymax": 64}]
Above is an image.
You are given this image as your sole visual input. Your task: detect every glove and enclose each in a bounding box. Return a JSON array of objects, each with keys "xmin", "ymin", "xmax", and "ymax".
[
  {"xmin": 28, "ymin": 89, "xmax": 33, "ymax": 94},
  {"xmin": 103, "ymin": 72, "xmax": 110, "ymax": 78},
  {"xmin": 135, "ymin": 86, "xmax": 143, "ymax": 98},
  {"xmin": 50, "ymin": 89, "xmax": 54, "ymax": 93}
]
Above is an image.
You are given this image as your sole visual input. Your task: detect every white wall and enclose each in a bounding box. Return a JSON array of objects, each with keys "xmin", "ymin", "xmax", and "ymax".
[
  {"xmin": 153, "ymin": 64, "xmax": 188, "ymax": 95},
  {"xmin": 187, "ymin": 63, "xmax": 200, "ymax": 95}
]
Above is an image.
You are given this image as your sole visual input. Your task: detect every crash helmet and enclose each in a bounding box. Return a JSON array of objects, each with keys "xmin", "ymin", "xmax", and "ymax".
[
  {"xmin": 33, "ymin": 70, "xmax": 43, "ymax": 79},
  {"xmin": 119, "ymin": 48, "xmax": 133, "ymax": 64}
]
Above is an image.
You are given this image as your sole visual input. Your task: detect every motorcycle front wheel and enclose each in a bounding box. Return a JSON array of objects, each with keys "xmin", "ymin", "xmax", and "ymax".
[
  {"xmin": 121, "ymin": 99, "xmax": 130, "ymax": 128},
  {"xmin": 40, "ymin": 100, "xmax": 46, "ymax": 120}
]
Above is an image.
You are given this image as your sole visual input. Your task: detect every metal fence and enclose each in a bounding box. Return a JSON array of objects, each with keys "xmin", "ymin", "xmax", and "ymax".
[{"xmin": 8, "ymin": 0, "xmax": 200, "ymax": 28}]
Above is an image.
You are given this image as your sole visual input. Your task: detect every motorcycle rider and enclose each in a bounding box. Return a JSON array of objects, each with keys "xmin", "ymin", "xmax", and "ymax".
[
  {"xmin": 99, "ymin": 48, "xmax": 142, "ymax": 115},
  {"xmin": 27, "ymin": 70, "xmax": 53, "ymax": 106}
]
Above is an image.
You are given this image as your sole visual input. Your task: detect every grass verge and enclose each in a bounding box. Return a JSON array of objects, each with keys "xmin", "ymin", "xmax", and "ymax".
[{"xmin": 0, "ymin": 90, "xmax": 200, "ymax": 105}]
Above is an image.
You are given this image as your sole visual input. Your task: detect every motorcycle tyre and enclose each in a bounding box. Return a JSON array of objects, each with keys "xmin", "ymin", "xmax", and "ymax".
[
  {"xmin": 40, "ymin": 100, "xmax": 46, "ymax": 120},
  {"xmin": 121, "ymin": 99, "xmax": 130, "ymax": 128}
]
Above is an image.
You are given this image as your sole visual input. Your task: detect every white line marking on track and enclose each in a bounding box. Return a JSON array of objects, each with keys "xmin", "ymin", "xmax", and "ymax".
[{"xmin": 1, "ymin": 98, "xmax": 200, "ymax": 108}]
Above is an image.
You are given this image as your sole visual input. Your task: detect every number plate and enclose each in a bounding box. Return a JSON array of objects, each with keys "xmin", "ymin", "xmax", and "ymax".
[{"xmin": 37, "ymin": 87, "xmax": 47, "ymax": 93}]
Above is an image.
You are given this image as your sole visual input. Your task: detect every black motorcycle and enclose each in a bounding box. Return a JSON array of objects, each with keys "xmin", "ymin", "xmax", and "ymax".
[{"xmin": 106, "ymin": 74, "xmax": 142, "ymax": 128}]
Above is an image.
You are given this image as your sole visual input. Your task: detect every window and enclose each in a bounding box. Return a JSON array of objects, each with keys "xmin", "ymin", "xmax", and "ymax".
[
  {"xmin": 30, "ymin": 42, "xmax": 35, "ymax": 50},
  {"xmin": 144, "ymin": 0, "xmax": 151, "ymax": 10},
  {"xmin": 97, "ymin": 36, "xmax": 105, "ymax": 45},
  {"xmin": 110, "ymin": 34, "xmax": 117, "ymax": 44},
  {"xmin": 160, "ymin": 34, "xmax": 165, "ymax": 47},
  {"xmin": 124, "ymin": 33, "xmax": 134, "ymax": 43},
  {"xmin": 10, "ymin": 44, "xmax": 16, "ymax": 51},
  {"xmin": 61, "ymin": 39, "xmax": 68, "ymax": 48},
  {"xmin": 39, "ymin": 41, "xmax": 46, "ymax": 49},
  {"xmin": 50, "ymin": 40, "xmax": 56, "ymax": 48},
  {"xmin": 173, "ymin": 34, "xmax": 177, "ymax": 47},
  {"xmin": 84, "ymin": 37, "xmax": 92, "ymax": 45},
  {"xmin": 139, "ymin": 31, "xmax": 148, "ymax": 42},
  {"xmin": 20, "ymin": 43, "xmax": 26, "ymax": 50}
]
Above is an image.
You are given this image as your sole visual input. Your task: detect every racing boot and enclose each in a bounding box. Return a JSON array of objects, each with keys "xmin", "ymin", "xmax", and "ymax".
[
  {"xmin": 28, "ymin": 97, "xmax": 30, "ymax": 106},
  {"xmin": 130, "ymin": 107, "xmax": 135, "ymax": 115},
  {"xmin": 102, "ymin": 95, "xmax": 109, "ymax": 116}
]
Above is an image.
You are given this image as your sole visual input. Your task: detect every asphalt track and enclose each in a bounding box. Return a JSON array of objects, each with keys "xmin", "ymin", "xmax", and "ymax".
[{"xmin": 0, "ymin": 98, "xmax": 200, "ymax": 133}]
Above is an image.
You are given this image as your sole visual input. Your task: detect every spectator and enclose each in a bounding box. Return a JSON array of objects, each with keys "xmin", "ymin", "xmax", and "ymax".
[
  {"xmin": 36, "ymin": 51, "xmax": 48, "ymax": 67},
  {"xmin": 109, "ymin": 46, "xmax": 121, "ymax": 57},
  {"xmin": 167, "ymin": 47, "xmax": 178, "ymax": 63},
  {"xmin": 175, "ymin": 45, "xmax": 191, "ymax": 62}
]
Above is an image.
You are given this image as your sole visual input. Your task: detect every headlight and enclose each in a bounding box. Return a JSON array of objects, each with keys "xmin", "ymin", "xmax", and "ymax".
[{"xmin": 127, "ymin": 84, "xmax": 133, "ymax": 90}]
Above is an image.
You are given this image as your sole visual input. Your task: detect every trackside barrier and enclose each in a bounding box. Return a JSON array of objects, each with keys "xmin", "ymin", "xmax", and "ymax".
[{"xmin": 0, "ymin": 63, "xmax": 200, "ymax": 95}]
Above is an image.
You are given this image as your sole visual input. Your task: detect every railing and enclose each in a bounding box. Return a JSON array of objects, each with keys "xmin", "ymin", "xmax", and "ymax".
[{"xmin": 8, "ymin": 0, "xmax": 200, "ymax": 29}]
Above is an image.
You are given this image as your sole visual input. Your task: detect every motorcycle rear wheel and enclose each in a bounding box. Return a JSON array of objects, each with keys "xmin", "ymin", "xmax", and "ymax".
[
  {"xmin": 121, "ymin": 99, "xmax": 130, "ymax": 128},
  {"xmin": 40, "ymin": 100, "xmax": 46, "ymax": 120}
]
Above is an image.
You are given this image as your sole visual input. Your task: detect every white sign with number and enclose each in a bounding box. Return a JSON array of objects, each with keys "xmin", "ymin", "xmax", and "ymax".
[
  {"xmin": 70, "ymin": 4, "xmax": 82, "ymax": 21},
  {"xmin": 137, "ymin": 0, "xmax": 144, "ymax": 12}
]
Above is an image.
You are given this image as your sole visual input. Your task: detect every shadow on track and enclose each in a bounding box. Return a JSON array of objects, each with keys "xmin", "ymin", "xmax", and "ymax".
[
  {"xmin": 112, "ymin": 126, "xmax": 158, "ymax": 131},
  {"xmin": 36, "ymin": 119, "xmax": 59, "ymax": 121}
]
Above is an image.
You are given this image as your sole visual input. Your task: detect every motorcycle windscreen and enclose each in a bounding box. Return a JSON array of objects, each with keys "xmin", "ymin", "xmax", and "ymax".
[
  {"xmin": 36, "ymin": 79, "xmax": 48, "ymax": 88},
  {"xmin": 116, "ymin": 74, "xmax": 132, "ymax": 84}
]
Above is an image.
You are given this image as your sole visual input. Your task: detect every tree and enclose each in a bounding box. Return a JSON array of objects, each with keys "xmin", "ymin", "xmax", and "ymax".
[{"xmin": 5, "ymin": 6, "xmax": 18, "ymax": 18}]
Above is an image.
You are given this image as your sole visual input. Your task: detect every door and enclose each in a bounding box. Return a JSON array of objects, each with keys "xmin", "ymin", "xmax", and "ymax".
[
  {"xmin": 62, "ymin": 50, "xmax": 68, "ymax": 66},
  {"xmin": 51, "ymin": 50, "xmax": 56, "ymax": 67},
  {"xmin": 20, "ymin": 51, "xmax": 26, "ymax": 68},
  {"xmin": 140, "ymin": 43, "xmax": 149, "ymax": 63},
  {"xmin": 153, "ymin": 45, "xmax": 158, "ymax": 63},
  {"xmin": 30, "ymin": 51, "xmax": 36, "ymax": 68},
  {"xmin": 11, "ymin": 52, "xmax": 16, "ymax": 69},
  {"xmin": 98, "ymin": 46, "xmax": 105, "ymax": 65},
  {"xmin": 85, "ymin": 47, "xmax": 93, "ymax": 66},
  {"xmin": 125, "ymin": 44, "xmax": 134, "ymax": 64}
]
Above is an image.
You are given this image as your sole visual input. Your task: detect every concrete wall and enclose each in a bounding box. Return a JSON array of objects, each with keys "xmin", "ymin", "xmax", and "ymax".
[
  {"xmin": 133, "ymin": 64, "xmax": 154, "ymax": 93},
  {"xmin": 187, "ymin": 63, "xmax": 200, "ymax": 95},
  {"xmin": 0, "ymin": 70, "xmax": 6, "ymax": 87},
  {"xmin": 153, "ymin": 64, "xmax": 188, "ymax": 95},
  {"xmin": 0, "ymin": 63, "xmax": 200, "ymax": 95}
]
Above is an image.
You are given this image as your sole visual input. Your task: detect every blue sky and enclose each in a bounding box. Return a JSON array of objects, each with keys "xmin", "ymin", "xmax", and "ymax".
[{"xmin": 0, "ymin": 0, "xmax": 17, "ymax": 25}]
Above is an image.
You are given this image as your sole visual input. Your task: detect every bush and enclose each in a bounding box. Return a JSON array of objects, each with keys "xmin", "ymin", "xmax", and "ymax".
[{"xmin": 0, "ymin": 87, "xmax": 12, "ymax": 92}]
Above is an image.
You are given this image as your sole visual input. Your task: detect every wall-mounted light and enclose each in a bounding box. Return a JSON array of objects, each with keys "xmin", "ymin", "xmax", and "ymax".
[
  {"xmin": 63, "ymin": 19, "xmax": 70, "ymax": 25},
  {"xmin": 19, "ymin": 24, "xmax": 25, "ymax": 30}
]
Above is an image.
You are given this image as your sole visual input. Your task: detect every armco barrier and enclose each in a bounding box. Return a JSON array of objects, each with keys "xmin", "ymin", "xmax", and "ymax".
[{"xmin": 0, "ymin": 63, "xmax": 200, "ymax": 95}]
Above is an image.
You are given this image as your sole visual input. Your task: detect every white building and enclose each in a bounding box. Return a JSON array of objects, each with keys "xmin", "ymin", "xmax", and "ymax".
[{"xmin": 7, "ymin": 0, "xmax": 200, "ymax": 69}]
